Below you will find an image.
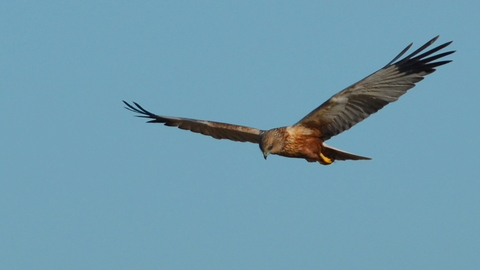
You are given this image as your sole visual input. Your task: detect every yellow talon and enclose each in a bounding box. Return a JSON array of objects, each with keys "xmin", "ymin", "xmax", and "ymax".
[{"xmin": 319, "ymin": 152, "xmax": 333, "ymax": 165}]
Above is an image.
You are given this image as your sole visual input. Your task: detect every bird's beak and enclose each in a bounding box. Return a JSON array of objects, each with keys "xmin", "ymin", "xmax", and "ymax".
[{"xmin": 263, "ymin": 152, "xmax": 268, "ymax": 160}]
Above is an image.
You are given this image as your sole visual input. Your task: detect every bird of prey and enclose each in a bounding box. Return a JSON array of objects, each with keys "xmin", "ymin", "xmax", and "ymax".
[{"xmin": 124, "ymin": 36, "xmax": 454, "ymax": 165}]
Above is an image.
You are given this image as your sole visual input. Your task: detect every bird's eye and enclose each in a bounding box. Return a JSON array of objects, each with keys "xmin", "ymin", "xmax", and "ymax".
[{"xmin": 268, "ymin": 144, "xmax": 274, "ymax": 151}]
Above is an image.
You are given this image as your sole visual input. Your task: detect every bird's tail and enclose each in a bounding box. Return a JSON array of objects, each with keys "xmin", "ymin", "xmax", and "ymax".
[{"xmin": 319, "ymin": 143, "xmax": 371, "ymax": 165}]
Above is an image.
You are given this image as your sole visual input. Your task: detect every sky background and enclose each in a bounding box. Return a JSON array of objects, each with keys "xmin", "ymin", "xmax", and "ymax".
[{"xmin": 1, "ymin": 1, "xmax": 479, "ymax": 269}]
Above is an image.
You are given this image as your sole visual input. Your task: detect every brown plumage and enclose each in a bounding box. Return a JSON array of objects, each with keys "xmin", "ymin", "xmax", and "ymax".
[{"xmin": 124, "ymin": 36, "xmax": 454, "ymax": 165}]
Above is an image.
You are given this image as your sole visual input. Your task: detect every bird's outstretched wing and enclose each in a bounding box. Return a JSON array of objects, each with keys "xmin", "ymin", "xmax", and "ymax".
[
  {"xmin": 123, "ymin": 101, "xmax": 263, "ymax": 143},
  {"xmin": 295, "ymin": 36, "xmax": 455, "ymax": 141}
]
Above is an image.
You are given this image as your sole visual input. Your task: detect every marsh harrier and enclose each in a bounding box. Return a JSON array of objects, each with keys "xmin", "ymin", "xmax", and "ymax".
[{"xmin": 124, "ymin": 36, "xmax": 454, "ymax": 165}]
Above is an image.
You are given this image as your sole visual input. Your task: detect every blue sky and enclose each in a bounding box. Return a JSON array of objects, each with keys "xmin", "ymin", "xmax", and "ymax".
[{"xmin": 1, "ymin": 1, "xmax": 479, "ymax": 269}]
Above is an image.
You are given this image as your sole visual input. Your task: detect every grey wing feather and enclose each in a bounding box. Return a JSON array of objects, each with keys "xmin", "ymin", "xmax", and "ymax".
[
  {"xmin": 295, "ymin": 36, "xmax": 455, "ymax": 141},
  {"xmin": 123, "ymin": 101, "xmax": 263, "ymax": 143}
]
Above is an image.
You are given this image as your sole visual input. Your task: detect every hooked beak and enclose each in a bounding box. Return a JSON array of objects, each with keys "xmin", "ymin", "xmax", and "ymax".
[{"xmin": 263, "ymin": 152, "xmax": 269, "ymax": 160}]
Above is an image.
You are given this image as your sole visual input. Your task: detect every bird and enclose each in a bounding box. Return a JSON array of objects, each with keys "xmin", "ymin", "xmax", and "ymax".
[{"xmin": 124, "ymin": 36, "xmax": 454, "ymax": 165}]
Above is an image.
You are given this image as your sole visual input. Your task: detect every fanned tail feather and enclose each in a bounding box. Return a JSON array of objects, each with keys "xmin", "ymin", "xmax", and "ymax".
[{"xmin": 321, "ymin": 143, "xmax": 371, "ymax": 165}]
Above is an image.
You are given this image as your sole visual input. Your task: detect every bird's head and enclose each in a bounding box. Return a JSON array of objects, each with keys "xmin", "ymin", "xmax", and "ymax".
[{"xmin": 259, "ymin": 129, "xmax": 283, "ymax": 160}]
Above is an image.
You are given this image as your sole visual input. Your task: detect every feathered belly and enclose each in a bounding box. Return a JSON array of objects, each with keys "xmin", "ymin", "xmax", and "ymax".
[{"xmin": 279, "ymin": 134, "xmax": 323, "ymax": 160}]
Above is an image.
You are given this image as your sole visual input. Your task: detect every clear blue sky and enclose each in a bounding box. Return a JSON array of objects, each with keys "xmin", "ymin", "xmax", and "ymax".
[{"xmin": 2, "ymin": 1, "xmax": 479, "ymax": 269}]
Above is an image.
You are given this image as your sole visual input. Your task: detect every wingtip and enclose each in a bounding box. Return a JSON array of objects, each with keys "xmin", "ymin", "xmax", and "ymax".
[
  {"xmin": 123, "ymin": 100, "xmax": 138, "ymax": 113},
  {"xmin": 432, "ymin": 35, "xmax": 456, "ymax": 47},
  {"xmin": 423, "ymin": 35, "xmax": 440, "ymax": 46}
]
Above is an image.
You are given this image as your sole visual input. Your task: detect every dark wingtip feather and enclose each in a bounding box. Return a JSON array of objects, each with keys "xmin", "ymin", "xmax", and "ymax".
[
  {"xmin": 123, "ymin": 101, "xmax": 160, "ymax": 123},
  {"xmin": 385, "ymin": 43, "xmax": 413, "ymax": 67},
  {"xmin": 123, "ymin": 101, "xmax": 142, "ymax": 114},
  {"xmin": 412, "ymin": 41, "xmax": 453, "ymax": 61},
  {"xmin": 388, "ymin": 36, "xmax": 455, "ymax": 76}
]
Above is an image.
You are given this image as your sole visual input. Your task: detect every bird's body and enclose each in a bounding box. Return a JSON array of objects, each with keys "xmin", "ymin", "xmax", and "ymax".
[
  {"xmin": 279, "ymin": 126, "xmax": 321, "ymax": 160},
  {"xmin": 259, "ymin": 126, "xmax": 370, "ymax": 164},
  {"xmin": 124, "ymin": 36, "xmax": 454, "ymax": 165}
]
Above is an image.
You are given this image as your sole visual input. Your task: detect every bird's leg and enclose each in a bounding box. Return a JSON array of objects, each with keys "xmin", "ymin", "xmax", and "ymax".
[{"xmin": 319, "ymin": 152, "xmax": 333, "ymax": 165}]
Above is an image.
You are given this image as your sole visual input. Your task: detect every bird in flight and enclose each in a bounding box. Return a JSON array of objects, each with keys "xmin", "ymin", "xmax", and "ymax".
[{"xmin": 124, "ymin": 36, "xmax": 454, "ymax": 165}]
